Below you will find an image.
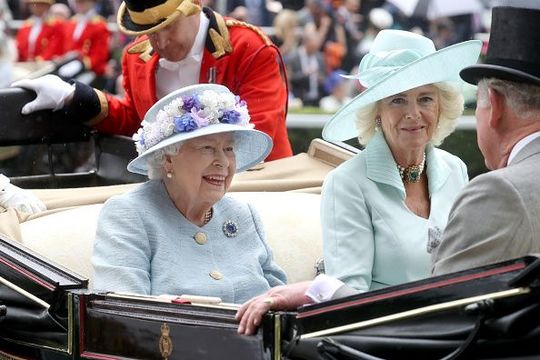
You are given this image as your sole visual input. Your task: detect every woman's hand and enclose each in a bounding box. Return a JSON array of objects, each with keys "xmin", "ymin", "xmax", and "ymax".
[{"xmin": 236, "ymin": 281, "xmax": 312, "ymax": 335}]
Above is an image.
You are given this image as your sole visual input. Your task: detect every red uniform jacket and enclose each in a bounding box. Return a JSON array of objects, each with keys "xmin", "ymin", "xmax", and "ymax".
[
  {"xmin": 63, "ymin": 14, "xmax": 110, "ymax": 76},
  {"xmin": 94, "ymin": 9, "xmax": 291, "ymax": 160},
  {"xmin": 16, "ymin": 17, "xmax": 65, "ymax": 61}
]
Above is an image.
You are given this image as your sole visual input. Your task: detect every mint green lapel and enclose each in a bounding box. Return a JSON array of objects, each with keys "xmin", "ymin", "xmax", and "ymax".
[
  {"xmin": 365, "ymin": 132, "xmax": 406, "ymax": 197},
  {"xmin": 425, "ymin": 144, "xmax": 451, "ymax": 196}
]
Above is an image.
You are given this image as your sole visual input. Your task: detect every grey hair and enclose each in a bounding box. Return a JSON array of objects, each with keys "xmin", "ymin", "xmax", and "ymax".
[
  {"xmin": 355, "ymin": 82, "xmax": 465, "ymax": 146},
  {"xmin": 146, "ymin": 142, "xmax": 183, "ymax": 180},
  {"xmin": 477, "ymin": 78, "xmax": 540, "ymax": 121}
]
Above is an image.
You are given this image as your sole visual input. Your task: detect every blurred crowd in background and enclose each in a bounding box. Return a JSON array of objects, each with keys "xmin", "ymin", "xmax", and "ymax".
[{"xmin": 0, "ymin": 0, "xmax": 508, "ymax": 113}]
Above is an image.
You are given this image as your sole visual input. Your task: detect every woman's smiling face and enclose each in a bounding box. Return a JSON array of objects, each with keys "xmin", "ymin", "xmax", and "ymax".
[
  {"xmin": 167, "ymin": 133, "xmax": 237, "ymax": 208},
  {"xmin": 377, "ymin": 84, "xmax": 440, "ymax": 154}
]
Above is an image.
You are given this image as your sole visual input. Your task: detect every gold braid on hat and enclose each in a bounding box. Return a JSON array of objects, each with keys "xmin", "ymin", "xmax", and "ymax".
[
  {"xmin": 128, "ymin": 0, "xmax": 200, "ymax": 25},
  {"xmin": 118, "ymin": 0, "xmax": 201, "ymax": 36}
]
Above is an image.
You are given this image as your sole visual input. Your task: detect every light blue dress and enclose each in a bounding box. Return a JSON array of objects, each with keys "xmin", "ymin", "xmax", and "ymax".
[
  {"xmin": 321, "ymin": 132, "xmax": 468, "ymax": 292},
  {"xmin": 92, "ymin": 180, "xmax": 286, "ymax": 303}
]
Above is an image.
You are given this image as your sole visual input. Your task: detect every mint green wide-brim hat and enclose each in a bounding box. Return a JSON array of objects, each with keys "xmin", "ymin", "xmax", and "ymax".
[
  {"xmin": 127, "ymin": 84, "xmax": 273, "ymax": 176},
  {"xmin": 322, "ymin": 29, "xmax": 482, "ymax": 142}
]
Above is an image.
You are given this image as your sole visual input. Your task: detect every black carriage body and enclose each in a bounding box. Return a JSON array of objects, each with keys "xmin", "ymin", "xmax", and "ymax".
[
  {"xmin": 0, "ymin": 236, "xmax": 294, "ymax": 360},
  {"xmin": 0, "ymin": 235, "xmax": 86, "ymax": 359},
  {"xmin": 76, "ymin": 293, "xmax": 293, "ymax": 360},
  {"xmin": 290, "ymin": 257, "xmax": 540, "ymax": 359}
]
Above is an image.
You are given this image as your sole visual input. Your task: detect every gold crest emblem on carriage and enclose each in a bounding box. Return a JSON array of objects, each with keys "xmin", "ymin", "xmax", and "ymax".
[{"xmin": 159, "ymin": 323, "xmax": 173, "ymax": 359}]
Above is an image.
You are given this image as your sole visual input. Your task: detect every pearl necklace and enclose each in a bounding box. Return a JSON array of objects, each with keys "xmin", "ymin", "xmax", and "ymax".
[
  {"xmin": 397, "ymin": 153, "xmax": 426, "ymax": 183},
  {"xmin": 204, "ymin": 207, "xmax": 213, "ymax": 225}
]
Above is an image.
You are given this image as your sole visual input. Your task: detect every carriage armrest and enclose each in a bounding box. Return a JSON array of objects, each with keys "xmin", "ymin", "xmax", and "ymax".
[{"xmin": 0, "ymin": 88, "xmax": 91, "ymax": 146}]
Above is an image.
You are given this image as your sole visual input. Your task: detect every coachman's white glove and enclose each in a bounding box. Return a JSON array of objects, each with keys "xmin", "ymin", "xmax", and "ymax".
[
  {"xmin": 11, "ymin": 74, "xmax": 75, "ymax": 114},
  {"xmin": 0, "ymin": 174, "xmax": 46, "ymax": 214}
]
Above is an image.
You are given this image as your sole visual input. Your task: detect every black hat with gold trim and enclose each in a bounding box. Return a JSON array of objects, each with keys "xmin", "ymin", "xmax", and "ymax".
[{"xmin": 117, "ymin": 0, "xmax": 202, "ymax": 36}]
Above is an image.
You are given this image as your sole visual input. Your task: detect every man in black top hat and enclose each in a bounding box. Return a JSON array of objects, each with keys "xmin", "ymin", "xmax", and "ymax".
[
  {"xmin": 432, "ymin": 4, "xmax": 540, "ymax": 275},
  {"xmin": 12, "ymin": 0, "xmax": 293, "ymax": 161}
]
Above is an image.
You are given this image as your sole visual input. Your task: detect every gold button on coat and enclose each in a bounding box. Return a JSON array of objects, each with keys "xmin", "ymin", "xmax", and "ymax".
[
  {"xmin": 194, "ymin": 232, "xmax": 207, "ymax": 245},
  {"xmin": 209, "ymin": 271, "xmax": 223, "ymax": 280}
]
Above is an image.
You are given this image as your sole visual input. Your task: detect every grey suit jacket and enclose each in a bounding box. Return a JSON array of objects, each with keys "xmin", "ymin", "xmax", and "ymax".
[{"xmin": 432, "ymin": 137, "xmax": 540, "ymax": 275}]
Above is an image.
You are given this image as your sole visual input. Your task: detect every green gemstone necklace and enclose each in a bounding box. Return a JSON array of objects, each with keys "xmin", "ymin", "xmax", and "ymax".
[{"xmin": 397, "ymin": 153, "xmax": 426, "ymax": 183}]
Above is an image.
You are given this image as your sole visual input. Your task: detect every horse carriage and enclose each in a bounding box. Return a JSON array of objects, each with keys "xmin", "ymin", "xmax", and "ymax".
[{"xmin": 0, "ymin": 87, "xmax": 539, "ymax": 360}]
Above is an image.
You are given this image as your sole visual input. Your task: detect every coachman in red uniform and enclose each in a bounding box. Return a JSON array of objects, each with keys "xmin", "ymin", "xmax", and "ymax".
[
  {"xmin": 15, "ymin": 0, "xmax": 293, "ymax": 160},
  {"xmin": 16, "ymin": 0, "xmax": 65, "ymax": 61},
  {"xmin": 63, "ymin": 0, "xmax": 110, "ymax": 76}
]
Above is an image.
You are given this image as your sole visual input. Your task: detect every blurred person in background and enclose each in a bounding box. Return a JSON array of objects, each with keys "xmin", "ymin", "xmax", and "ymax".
[
  {"xmin": 270, "ymin": 9, "xmax": 298, "ymax": 63},
  {"xmin": 335, "ymin": 0, "xmax": 362, "ymax": 72},
  {"xmin": 356, "ymin": 7, "xmax": 392, "ymax": 59},
  {"xmin": 60, "ymin": 0, "xmax": 110, "ymax": 88},
  {"xmin": 13, "ymin": 0, "xmax": 292, "ymax": 161},
  {"xmin": 226, "ymin": 0, "xmax": 271, "ymax": 26},
  {"xmin": 287, "ymin": 30, "xmax": 326, "ymax": 106},
  {"xmin": 299, "ymin": 0, "xmax": 347, "ymax": 73},
  {"xmin": 15, "ymin": 0, "xmax": 65, "ymax": 62},
  {"xmin": 319, "ymin": 70, "xmax": 351, "ymax": 112},
  {"xmin": 49, "ymin": 2, "xmax": 71, "ymax": 20}
]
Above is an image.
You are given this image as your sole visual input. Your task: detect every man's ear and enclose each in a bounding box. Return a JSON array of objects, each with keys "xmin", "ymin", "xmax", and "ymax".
[{"xmin": 487, "ymin": 87, "xmax": 504, "ymax": 129}]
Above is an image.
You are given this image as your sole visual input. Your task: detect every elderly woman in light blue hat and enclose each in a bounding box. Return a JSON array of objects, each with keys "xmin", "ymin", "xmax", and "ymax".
[
  {"xmin": 236, "ymin": 29, "xmax": 481, "ymax": 335},
  {"xmin": 92, "ymin": 84, "xmax": 286, "ymax": 303}
]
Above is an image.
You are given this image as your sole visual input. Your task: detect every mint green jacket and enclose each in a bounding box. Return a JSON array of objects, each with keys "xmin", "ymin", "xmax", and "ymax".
[{"xmin": 321, "ymin": 132, "xmax": 468, "ymax": 291}]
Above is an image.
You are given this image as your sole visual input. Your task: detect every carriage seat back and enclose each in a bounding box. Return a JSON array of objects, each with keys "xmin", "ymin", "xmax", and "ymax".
[{"xmin": 18, "ymin": 191, "xmax": 323, "ymax": 289}]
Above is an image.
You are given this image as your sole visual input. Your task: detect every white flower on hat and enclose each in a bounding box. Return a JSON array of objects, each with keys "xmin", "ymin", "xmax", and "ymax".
[{"xmin": 133, "ymin": 89, "xmax": 252, "ymax": 155}]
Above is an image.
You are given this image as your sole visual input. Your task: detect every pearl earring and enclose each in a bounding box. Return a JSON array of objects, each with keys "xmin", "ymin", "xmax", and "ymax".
[
  {"xmin": 375, "ymin": 117, "xmax": 382, "ymax": 127},
  {"xmin": 166, "ymin": 172, "xmax": 173, "ymax": 179}
]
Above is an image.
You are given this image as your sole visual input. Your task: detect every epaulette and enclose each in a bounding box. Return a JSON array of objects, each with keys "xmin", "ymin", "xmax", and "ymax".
[
  {"xmin": 225, "ymin": 19, "xmax": 272, "ymax": 46},
  {"xmin": 127, "ymin": 39, "xmax": 153, "ymax": 62}
]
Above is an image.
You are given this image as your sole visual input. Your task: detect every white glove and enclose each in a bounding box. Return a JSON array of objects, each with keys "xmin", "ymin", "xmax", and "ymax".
[
  {"xmin": 11, "ymin": 74, "xmax": 76, "ymax": 114},
  {"xmin": 0, "ymin": 175, "xmax": 46, "ymax": 214}
]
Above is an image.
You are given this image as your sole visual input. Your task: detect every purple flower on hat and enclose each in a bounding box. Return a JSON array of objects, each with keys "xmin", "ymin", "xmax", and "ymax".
[
  {"xmin": 174, "ymin": 114, "xmax": 198, "ymax": 132},
  {"xmin": 182, "ymin": 96, "xmax": 201, "ymax": 112},
  {"xmin": 221, "ymin": 110, "xmax": 241, "ymax": 124},
  {"xmin": 190, "ymin": 108, "xmax": 210, "ymax": 127},
  {"xmin": 138, "ymin": 132, "xmax": 145, "ymax": 146},
  {"xmin": 134, "ymin": 89, "xmax": 253, "ymax": 155},
  {"xmin": 235, "ymin": 96, "xmax": 247, "ymax": 107}
]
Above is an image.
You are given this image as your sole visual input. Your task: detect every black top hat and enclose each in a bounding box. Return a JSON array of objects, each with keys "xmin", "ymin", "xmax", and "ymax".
[
  {"xmin": 460, "ymin": 6, "xmax": 540, "ymax": 86},
  {"xmin": 117, "ymin": 0, "xmax": 201, "ymax": 36}
]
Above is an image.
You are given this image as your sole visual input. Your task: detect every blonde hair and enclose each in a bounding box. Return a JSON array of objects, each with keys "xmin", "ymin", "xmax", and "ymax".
[
  {"xmin": 273, "ymin": 9, "xmax": 298, "ymax": 39},
  {"xmin": 355, "ymin": 82, "xmax": 464, "ymax": 146}
]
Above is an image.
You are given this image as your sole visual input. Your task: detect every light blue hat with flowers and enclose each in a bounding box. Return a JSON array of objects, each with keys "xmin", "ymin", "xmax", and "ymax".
[
  {"xmin": 323, "ymin": 29, "xmax": 482, "ymax": 141},
  {"xmin": 127, "ymin": 84, "xmax": 272, "ymax": 175}
]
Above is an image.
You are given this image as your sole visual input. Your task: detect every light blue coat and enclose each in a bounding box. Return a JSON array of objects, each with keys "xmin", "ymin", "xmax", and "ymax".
[
  {"xmin": 92, "ymin": 180, "xmax": 286, "ymax": 303},
  {"xmin": 321, "ymin": 132, "xmax": 468, "ymax": 292}
]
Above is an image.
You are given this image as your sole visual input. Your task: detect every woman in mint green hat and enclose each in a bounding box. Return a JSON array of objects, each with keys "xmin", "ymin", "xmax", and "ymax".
[
  {"xmin": 236, "ymin": 30, "xmax": 482, "ymax": 335},
  {"xmin": 320, "ymin": 29, "xmax": 481, "ymax": 292}
]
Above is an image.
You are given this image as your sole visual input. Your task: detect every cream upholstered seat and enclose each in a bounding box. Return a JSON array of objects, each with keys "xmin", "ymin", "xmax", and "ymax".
[{"xmin": 19, "ymin": 192, "xmax": 322, "ymax": 289}]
